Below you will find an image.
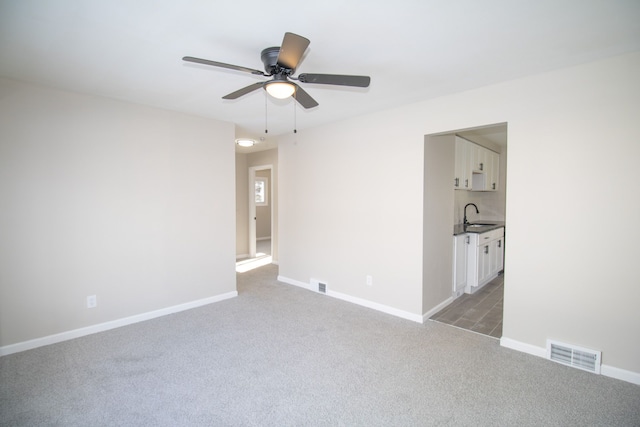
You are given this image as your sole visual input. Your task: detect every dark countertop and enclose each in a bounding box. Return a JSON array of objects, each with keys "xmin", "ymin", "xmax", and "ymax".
[{"xmin": 453, "ymin": 221, "xmax": 505, "ymax": 236}]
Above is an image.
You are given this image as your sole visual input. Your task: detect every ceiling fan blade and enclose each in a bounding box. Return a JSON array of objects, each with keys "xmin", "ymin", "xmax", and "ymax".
[
  {"xmin": 183, "ymin": 56, "xmax": 266, "ymax": 76},
  {"xmin": 298, "ymin": 73, "xmax": 371, "ymax": 87},
  {"xmin": 276, "ymin": 32, "xmax": 310, "ymax": 72},
  {"xmin": 292, "ymin": 84, "xmax": 319, "ymax": 109},
  {"xmin": 222, "ymin": 82, "xmax": 266, "ymax": 100}
]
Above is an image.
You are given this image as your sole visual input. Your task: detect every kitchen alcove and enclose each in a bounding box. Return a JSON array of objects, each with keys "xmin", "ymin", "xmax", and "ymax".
[{"xmin": 423, "ymin": 123, "xmax": 507, "ymax": 337}]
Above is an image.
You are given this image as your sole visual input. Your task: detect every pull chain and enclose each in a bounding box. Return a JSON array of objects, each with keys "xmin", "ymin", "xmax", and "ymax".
[
  {"xmin": 264, "ymin": 93, "xmax": 268, "ymax": 134},
  {"xmin": 293, "ymin": 93, "xmax": 297, "ymax": 134}
]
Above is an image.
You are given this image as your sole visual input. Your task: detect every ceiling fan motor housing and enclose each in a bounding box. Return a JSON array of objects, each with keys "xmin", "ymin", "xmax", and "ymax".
[{"xmin": 261, "ymin": 47, "xmax": 281, "ymax": 74}]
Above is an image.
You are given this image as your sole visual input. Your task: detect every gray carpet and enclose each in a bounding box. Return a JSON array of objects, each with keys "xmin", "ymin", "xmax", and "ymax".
[{"xmin": 1, "ymin": 264, "xmax": 639, "ymax": 426}]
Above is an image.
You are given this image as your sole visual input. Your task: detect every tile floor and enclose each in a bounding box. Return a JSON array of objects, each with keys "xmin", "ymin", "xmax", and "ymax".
[{"xmin": 429, "ymin": 273, "xmax": 504, "ymax": 339}]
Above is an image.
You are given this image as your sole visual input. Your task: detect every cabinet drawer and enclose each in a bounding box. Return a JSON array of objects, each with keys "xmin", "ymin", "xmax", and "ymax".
[{"xmin": 476, "ymin": 227, "xmax": 504, "ymax": 245}]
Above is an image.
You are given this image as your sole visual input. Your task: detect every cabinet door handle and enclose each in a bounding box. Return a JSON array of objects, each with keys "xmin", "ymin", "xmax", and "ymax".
[
  {"xmin": 455, "ymin": 177, "xmax": 459, "ymax": 187},
  {"xmin": 465, "ymin": 236, "xmax": 470, "ymax": 244},
  {"xmin": 465, "ymin": 179, "xmax": 468, "ymax": 188},
  {"xmin": 479, "ymin": 162, "xmax": 484, "ymax": 171},
  {"xmin": 484, "ymin": 246, "xmax": 489, "ymax": 254},
  {"xmin": 492, "ymin": 183, "xmax": 496, "ymax": 190},
  {"xmin": 498, "ymin": 240, "xmax": 502, "ymax": 248}
]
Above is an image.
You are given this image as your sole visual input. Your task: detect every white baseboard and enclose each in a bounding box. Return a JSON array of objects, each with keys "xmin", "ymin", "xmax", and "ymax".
[
  {"xmin": 422, "ymin": 297, "xmax": 454, "ymax": 322},
  {"xmin": 500, "ymin": 336, "xmax": 640, "ymax": 386},
  {"xmin": 329, "ymin": 290, "xmax": 424, "ymax": 323},
  {"xmin": 277, "ymin": 275, "xmax": 312, "ymax": 291},
  {"xmin": 277, "ymin": 275, "xmax": 423, "ymax": 323},
  {"xmin": 500, "ymin": 337, "xmax": 547, "ymax": 358},
  {"xmin": 0, "ymin": 291, "xmax": 238, "ymax": 357},
  {"xmin": 601, "ymin": 364, "xmax": 640, "ymax": 386}
]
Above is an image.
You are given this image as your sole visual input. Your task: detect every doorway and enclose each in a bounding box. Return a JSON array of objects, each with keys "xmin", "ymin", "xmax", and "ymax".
[
  {"xmin": 423, "ymin": 123, "xmax": 507, "ymax": 338},
  {"xmin": 430, "ymin": 274, "xmax": 504, "ymax": 338},
  {"xmin": 248, "ymin": 165, "xmax": 273, "ymax": 259}
]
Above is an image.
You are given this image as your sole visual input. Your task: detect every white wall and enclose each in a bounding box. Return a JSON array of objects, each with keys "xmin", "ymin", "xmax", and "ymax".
[
  {"xmin": 423, "ymin": 135, "xmax": 455, "ymax": 314},
  {"xmin": 278, "ymin": 52, "xmax": 640, "ymax": 379},
  {"xmin": 235, "ymin": 152, "xmax": 249, "ymax": 257},
  {"xmin": 0, "ymin": 78, "xmax": 237, "ymax": 349},
  {"xmin": 279, "ymin": 120, "xmax": 425, "ymax": 316}
]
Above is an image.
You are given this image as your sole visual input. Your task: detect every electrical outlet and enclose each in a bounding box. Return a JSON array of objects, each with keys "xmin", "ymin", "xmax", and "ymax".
[
  {"xmin": 366, "ymin": 275, "xmax": 373, "ymax": 286},
  {"xmin": 87, "ymin": 295, "xmax": 97, "ymax": 308}
]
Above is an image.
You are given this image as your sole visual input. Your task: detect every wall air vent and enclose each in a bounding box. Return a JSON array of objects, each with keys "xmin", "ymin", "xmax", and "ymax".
[
  {"xmin": 547, "ymin": 340, "xmax": 601, "ymax": 374},
  {"xmin": 310, "ymin": 278, "xmax": 327, "ymax": 294}
]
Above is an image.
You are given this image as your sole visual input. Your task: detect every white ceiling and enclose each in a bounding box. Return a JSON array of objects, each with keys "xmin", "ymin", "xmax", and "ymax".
[{"xmin": 1, "ymin": 1, "xmax": 639, "ymax": 150}]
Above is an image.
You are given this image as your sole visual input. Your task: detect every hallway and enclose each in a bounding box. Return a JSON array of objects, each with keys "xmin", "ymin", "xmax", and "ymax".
[{"xmin": 235, "ymin": 239, "xmax": 272, "ymax": 273}]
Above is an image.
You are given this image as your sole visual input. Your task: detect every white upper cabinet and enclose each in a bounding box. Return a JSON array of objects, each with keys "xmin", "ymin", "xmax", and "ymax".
[
  {"xmin": 453, "ymin": 136, "xmax": 499, "ymax": 192},
  {"xmin": 454, "ymin": 137, "xmax": 470, "ymax": 190},
  {"xmin": 470, "ymin": 143, "xmax": 484, "ymax": 173},
  {"xmin": 487, "ymin": 150, "xmax": 499, "ymax": 191}
]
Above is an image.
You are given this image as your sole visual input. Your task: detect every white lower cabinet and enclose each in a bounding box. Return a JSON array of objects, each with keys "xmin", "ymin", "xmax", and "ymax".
[
  {"xmin": 465, "ymin": 227, "xmax": 504, "ymax": 293},
  {"xmin": 453, "ymin": 234, "xmax": 469, "ymax": 297}
]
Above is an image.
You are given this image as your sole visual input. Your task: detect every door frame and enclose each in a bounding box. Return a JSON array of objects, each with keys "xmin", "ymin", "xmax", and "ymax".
[{"xmin": 248, "ymin": 164, "xmax": 273, "ymax": 258}]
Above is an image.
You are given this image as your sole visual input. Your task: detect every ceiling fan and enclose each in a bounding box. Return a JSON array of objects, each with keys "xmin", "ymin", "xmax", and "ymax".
[{"xmin": 183, "ymin": 32, "xmax": 371, "ymax": 109}]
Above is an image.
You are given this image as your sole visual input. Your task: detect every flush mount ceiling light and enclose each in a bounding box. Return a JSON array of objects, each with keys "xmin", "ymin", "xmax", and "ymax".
[{"xmin": 236, "ymin": 138, "xmax": 256, "ymax": 147}]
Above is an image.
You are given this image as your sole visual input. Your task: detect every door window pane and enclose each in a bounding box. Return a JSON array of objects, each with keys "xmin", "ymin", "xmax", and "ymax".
[{"xmin": 255, "ymin": 177, "xmax": 268, "ymax": 206}]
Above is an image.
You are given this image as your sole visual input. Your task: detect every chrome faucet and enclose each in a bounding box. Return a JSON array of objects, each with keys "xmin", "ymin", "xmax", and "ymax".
[{"xmin": 464, "ymin": 203, "xmax": 479, "ymax": 225}]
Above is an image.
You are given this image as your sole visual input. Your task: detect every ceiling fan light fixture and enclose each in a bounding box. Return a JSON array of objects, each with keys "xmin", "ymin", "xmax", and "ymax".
[
  {"xmin": 236, "ymin": 138, "xmax": 256, "ymax": 147},
  {"xmin": 265, "ymin": 81, "xmax": 295, "ymax": 99},
  {"xmin": 184, "ymin": 32, "xmax": 369, "ymax": 110}
]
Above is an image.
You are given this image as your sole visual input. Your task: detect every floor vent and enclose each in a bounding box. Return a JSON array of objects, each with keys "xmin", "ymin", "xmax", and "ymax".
[
  {"xmin": 547, "ymin": 340, "xmax": 601, "ymax": 374},
  {"xmin": 310, "ymin": 278, "xmax": 327, "ymax": 294}
]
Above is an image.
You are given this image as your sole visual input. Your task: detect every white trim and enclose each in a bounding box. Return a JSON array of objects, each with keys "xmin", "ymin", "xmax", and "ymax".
[
  {"xmin": 277, "ymin": 275, "xmax": 312, "ymax": 291},
  {"xmin": 422, "ymin": 297, "xmax": 454, "ymax": 322},
  {"xmin": 500, "ymin": 336, "xmax": 547, "ymax": 358},
  {"xmin": 277, "ymin": 275, "xmax": 423, "ymax": 323},
  {"xmin": 248, "ymin": 167, "xmax": 257, "ymax": 258},
  {"xmin": 500, "ymin": 336, "xmax": 640, "ymax": 386},
  {"xmin": 0, "ymin": 291, "xmax": 238, "ymax": 357},
  {"xmin": 601, "ymin": 364, "xmax": 640, "ymax": 386},
  {"xmin": 328, "ymin": 289, "xmax": 424, "ymax": 323}
]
